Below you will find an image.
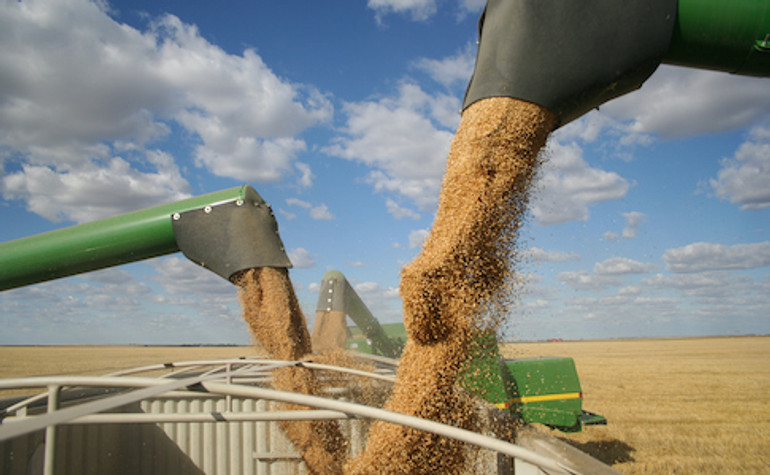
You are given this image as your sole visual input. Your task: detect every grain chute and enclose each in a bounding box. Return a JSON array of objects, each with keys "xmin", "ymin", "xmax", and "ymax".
[
  {"xmin": 0, "ymin": 185, "xmax": 292, "ymax": 292},
  {"xmin": 464, "ymin": 0, "xmax": 770, "ymax": 128}
]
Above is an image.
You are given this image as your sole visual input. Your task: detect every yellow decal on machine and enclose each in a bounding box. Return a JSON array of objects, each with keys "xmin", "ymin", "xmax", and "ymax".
[{"xmin": 495, "ymin": 392, "xmax": 581, "ymax": 409}]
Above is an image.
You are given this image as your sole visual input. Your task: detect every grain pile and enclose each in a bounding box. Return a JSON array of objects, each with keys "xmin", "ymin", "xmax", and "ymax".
[
  {"xmin": 346, "ymin": 97, "xmax": 556, "ymax": 474},
  {"xmin": 235, "ymin": 267, "xmax": 347, "ymax": 474}
]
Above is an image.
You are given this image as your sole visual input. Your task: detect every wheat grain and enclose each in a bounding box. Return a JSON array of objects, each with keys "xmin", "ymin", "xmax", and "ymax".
[{"xmin": 346, "ymin": 97, "xmax": 556, "ymax": 474}]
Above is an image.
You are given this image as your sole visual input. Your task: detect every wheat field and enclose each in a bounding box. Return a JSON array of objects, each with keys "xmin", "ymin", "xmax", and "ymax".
[
  {"xmin": 500, "ymin": 336, "xmax": 770, "ymax": 474},
  {"xmin": 0, "ymin": 345, "xmax": 257, "ymax": 380},
  {"xmin": 1, "ymin": 336, "xmax": 768, "ymax": 473}
]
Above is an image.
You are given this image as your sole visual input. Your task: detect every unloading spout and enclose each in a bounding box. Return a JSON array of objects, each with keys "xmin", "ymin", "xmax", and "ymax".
[
  {"xmin": 312, "ymin": 270, "xmax": 403, "ymax": 358},
  {"xmin": 463, "ymin": 0, "xmax": 770, "ymax": 128},
  {"xmin": 0, "ymin": 185, "xmax": 292, "ymax": 291}
]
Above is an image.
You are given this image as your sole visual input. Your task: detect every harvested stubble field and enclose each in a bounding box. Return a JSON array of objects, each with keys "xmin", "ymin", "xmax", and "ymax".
[
  {"xmin": 1, "ymin": 336, "xmax": 768, "ymax": 473},
  {"xmin": 500, "ymin": 335, "xmax": 770, "ymax": 474},
  {"xmin": 0, "ymin": 345, "xmax": 255, "ymax": 384}
]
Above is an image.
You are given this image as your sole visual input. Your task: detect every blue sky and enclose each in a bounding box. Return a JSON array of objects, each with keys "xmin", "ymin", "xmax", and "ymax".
[{"xmin": 1, "ymin": 0, "xmax": 768, "ymax": 344}]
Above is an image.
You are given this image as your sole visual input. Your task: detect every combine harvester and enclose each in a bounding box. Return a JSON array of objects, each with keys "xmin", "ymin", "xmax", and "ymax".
[{"xmin": 1, "ymin": 0, "xmax": 768, "ymax": 473}]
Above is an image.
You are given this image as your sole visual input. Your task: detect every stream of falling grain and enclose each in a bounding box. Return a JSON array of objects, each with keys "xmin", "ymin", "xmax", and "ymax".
[
  {"xmin": 345, "ymin": 97, "xmax": 556, "ymax": 474},
  {"xmin": 234, "ymin": 96, "xmax": 554, "ymax": 474},
  {"xmin": 235, "ymin": 267, "xmax": 348, "ymax": 474}
]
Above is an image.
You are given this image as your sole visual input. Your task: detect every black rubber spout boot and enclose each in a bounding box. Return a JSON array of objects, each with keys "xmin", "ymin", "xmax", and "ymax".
[{"xmin": 462, "ymin": 0, "xmax": 678, "ymax": 129}]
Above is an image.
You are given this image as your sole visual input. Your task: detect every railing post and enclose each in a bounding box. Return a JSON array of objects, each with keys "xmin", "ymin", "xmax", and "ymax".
[
  {"xmin": 226, "ymin": 363, "xmax": 233, "ymax": 411},
  {"xmin": 43, "ymin": 385, "xmax": 61, "ymax": 475}
]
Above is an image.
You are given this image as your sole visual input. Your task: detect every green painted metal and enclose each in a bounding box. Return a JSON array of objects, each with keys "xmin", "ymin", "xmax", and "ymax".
[
  {"xmin": 455, "ymin": 332, "xmax": 606, "ymax": 433},
  {"xmin": 664, "ymin": 0, "xmax": 770, "ymax": 76},
  {"xmin": 318, "ymin": 270, "xmax": 403, "ymax": 358},
  {"xmin": 346, "ymin": 322, "xmax": 605, "ymax": 432},
  {"xmin": 457, "ymin": 330, "xmax": 607, "ymax": 432},
  {"xmin": 0, "ymin": 186, "xmax": 253, "ymax": 291},
  {"xmin": 346, "ymin": 322, "xmax": 608, "ymax": 432},
  {"xmin": 458, "ymin": 331, "xmax": 511, "ymax": 406},
  {"xmin": 347, "ymin": 323, "xmax": 407, "ymax": 355},
  {"xmin": 504, "ymin": 357, "xmax": 585, "ymax": 432}
]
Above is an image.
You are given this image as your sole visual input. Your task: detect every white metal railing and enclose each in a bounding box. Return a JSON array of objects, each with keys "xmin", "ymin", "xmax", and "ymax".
[{"xmin": 0, "ymin": 357, "xmax": 576, "ymax": 475}]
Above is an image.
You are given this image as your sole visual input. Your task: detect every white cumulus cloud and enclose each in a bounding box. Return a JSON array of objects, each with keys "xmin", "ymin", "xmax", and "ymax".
[
  {"xmin": 663, "ymin": 241, "xmax": 770, "ymax": 273},
  {"xmin": 710, "ymin": 126, "xmax": 770, "ymax": 210},
  {"xmin": 0, "ymin": 0, "xmax": 329, "ymax": 223},
  {"xmin": 295, "ymin": 162, "xmax": 314, "ymax": 188},
  {"xmin": 1, "ymin": 153, "xmax": 190, "ymax": 222},
  {"xmin": 643, "ymin": 271, "xmax": 760, "ymax": 300},
  {"xmin": 285, "ymin": 198, "xmax": 334, "ymax": 220},
  {"xmin": 409, "ymin": 228, "xmax": 430, "ymax": 249},
  {"xmin": 309, "ymin": 203, "xmax": 335, "ymax": 220},
  {"xmin": 150, "ymin": 256, "xmax": 234, "ymax": 297},
  {"xmin": 594, "ymin": 257, "xmax": 655, "ymax": 275},
  {"xmin": 413, "ymin": 44, "xmax": 476, "ymax": 90},
  {"xmin": 288, "ymin": 248, "xmax": 316, "ymax": 269},
  {"xmin": 527, "ymin": 247, "xmax": 580, "ymax": 263},
  {"xmin": 556, "ymin": 270, "xmax": 621, "ymax": 291},
  {"xmin": 325, "ymin": 83, "xmax": 455, "ymax": 211},
  {"xmin": 367, "ymin": 0, "xmax": 437, "ymax": 22},
  {"xmin": 386, "ymin": 198, "xmax": 421, "ymax": 219},
  {"xmin": 531, "ymin": 140, "xmax": 630, "ymax": 225},
  {"xmin": 621, "ymin": 211, "xmax": 646, "ymax": 239},
  {"xmin": 458, "ymin": 0, "xmax": 487, "ymax": 16},
  {"xmin": 602, "ymin": 65, "xmax": 770, "ymax": 139}
]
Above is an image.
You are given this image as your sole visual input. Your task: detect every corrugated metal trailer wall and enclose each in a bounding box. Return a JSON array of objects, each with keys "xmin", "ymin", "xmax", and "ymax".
[{"xmin": 1, "ymin": 394, "xmax": 368, "ymax": 475}]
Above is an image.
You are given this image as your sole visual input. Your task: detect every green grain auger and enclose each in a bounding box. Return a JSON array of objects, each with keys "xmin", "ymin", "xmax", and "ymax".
[
  {"xmin": 464, "ymin": 0, "xmax": 770, "ymax": 127},
  {"xmin": 0, "ymin": 185, "xmax": 292, "ymax": 292}
]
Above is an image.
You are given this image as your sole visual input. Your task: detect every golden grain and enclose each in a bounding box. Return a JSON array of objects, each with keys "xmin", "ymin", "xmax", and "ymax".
[
  {"xmin": 235, "ymin": 267, "xmax": 347, "ymax": 474},
  {"xmin": 347, "ymin": 97, "xmax": 557, "ymax": 474}
]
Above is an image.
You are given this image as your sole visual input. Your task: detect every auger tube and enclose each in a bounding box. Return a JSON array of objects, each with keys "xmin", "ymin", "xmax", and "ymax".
[
  {"xmin": 0, "ymin": 185, "xmax": 292, "ymax": 291},
  {"xmin": 664, "ymin": 0, "xmax": 770, "ymax": 76},
  {"xmin": 463, "ymin": 0, "xmax": 770, "ymax": 128},
  {"xmin": 314, "ymin": 270, "xmax": 402, "ymax": 358}
]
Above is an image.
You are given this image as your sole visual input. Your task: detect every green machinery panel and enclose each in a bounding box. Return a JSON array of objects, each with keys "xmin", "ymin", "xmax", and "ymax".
[
  {"xmin": 503, "ymin": 357, "xmax": 586, "ymax": 433},
  {"xmin": 346, "ymin": 323, "xmax": 407, "ymax": 355},
  {"xmin": 458, "ymin": 331, "xmax": 605, "ymax": 432},
  {"xmin": 344, "ymin": 316, "xmax": 605, "ymax": 432}
]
